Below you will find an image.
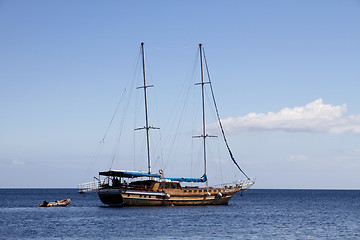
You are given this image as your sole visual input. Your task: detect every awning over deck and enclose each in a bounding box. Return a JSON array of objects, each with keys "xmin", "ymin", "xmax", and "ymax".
[
  {"xmin": 99, "ymin": 170, "xmax": 161, "ymax": 178},
  {"xmin": 99, "ymin": 170, "xmax": 207, "ymax": 183}
]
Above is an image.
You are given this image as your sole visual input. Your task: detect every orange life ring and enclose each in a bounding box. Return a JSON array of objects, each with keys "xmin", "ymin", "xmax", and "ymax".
[{"xmin": 159, "ymin": 169, "xmax": 163, "ymax": 174}]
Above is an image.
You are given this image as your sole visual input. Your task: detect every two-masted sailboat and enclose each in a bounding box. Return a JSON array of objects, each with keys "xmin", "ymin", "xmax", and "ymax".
[{"xmin": 79, "ymin": 43, "xmax": 255, "ymax": 206}]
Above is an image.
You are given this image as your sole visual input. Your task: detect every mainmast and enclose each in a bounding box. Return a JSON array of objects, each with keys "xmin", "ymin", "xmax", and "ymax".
[
  {"xmin": 199, "ymin": 44, "xmax": 208, "ymax": 186},
  {"xmin": 136, "ymin": 42, "xmax": 155, "ymax": 174},
  {"xmin": 192, "ymin": 43, "xmax": 212, "ymax": 186}
]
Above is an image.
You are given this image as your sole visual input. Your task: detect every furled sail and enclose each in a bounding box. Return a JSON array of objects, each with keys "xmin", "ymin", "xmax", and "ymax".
[{"xmin": 165, "ymin": 174, "xmax": 207, "ymax": 183}]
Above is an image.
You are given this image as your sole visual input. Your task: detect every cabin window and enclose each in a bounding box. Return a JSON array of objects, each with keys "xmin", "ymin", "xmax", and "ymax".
[
  {"xmin": 194, "ymin": 190, "xmax": 197, "ymax": 193},
  {"xmin": 189, "ymin": 190, "xmax": 192, "ymax": 193},
  {"xmin": 165, "ymin": 183, "xmax": 170, "ymax": 189},
  {"xmin": 184, "ymin": 190, "xmax": 187, "ymax": 193},
  {"xmin": 172, "ymin": 183, "xmax": 176, "ymax": 189},
  {"xmin": 199, "ymin": 190, "xmax": 202, "ymax": 193},
  {"xmin": 159, "ymin": 183, "xmax": 165, "ymax": 188}
]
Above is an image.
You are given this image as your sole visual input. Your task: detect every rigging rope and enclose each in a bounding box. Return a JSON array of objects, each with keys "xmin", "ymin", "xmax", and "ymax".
[
  {"xmin": 102, "ymin": 89, "xmax": 127, "ymax": 143},
  {"xmin": 163, "ymin": 51, "xmax": 199, "ymax": 171},
  {"xmin": 110, "ymin": 48, "xmax": 142, "ymax": 169},
  {"xmin": 203, "ymin": 49, "xmax": 250, "ymax": 180}
]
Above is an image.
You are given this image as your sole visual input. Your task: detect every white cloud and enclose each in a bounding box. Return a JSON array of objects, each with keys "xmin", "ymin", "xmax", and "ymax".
[{"xmin": 215, "ymin": 99, "xmax": 360, "ymax": 134}]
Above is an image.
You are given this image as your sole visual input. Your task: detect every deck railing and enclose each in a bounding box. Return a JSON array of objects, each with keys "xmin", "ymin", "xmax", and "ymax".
[
  {"xmin": 78, "ymin": 180, "xmax": 100, "ymax": 193},
  {"xmin": 239, "ymin": 177, "xmax": 256, "ymax": 190},
  {"xmin": 211, "ymin": 177, "xmax": 256, "ymax": 190}
]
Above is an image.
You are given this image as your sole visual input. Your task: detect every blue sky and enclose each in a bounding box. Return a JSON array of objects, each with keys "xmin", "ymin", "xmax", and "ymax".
[{"xmin": 0, "ymin": 1, "xmax": 359, "ymax": 188}]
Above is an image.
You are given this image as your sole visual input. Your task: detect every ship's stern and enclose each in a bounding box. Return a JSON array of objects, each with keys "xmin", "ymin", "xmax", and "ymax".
[{"xmin": 98, "ymin": 189, "xmax": 124, "ymax": 206}]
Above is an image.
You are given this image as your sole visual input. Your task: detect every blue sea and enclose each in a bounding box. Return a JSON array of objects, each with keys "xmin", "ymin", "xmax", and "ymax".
[{"xmin": 0, "ymin": 189, "xmax": 359, "ymax": 239}]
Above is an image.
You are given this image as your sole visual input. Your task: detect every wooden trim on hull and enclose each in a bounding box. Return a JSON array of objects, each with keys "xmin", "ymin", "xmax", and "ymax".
[
  {"xmin": 98, "ymin": 189, "xmax": 239, "ymax": 206},
  {"xmin": 122, "ymin": 196, "xmax": 232, "ymax": 206}
]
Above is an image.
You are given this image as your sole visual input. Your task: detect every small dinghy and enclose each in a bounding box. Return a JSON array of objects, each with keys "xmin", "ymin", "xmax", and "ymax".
[{"xmin": 39, "ymin": 198, "xmax": 71, "ymax": 207}]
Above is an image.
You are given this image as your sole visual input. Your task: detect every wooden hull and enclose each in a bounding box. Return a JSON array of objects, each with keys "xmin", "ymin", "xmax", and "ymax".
[{"xmin": 98, "ymin": 187, "xmax": 240, "ymax": 207}]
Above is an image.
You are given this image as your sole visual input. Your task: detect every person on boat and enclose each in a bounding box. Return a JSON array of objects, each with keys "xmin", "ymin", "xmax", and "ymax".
[{"xmin": 112, "ymin": 177, "xmax": 120, "ymax": 187}]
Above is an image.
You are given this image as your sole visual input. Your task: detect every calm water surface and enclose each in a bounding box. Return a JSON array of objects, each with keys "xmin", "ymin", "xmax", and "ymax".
[{"xmin": 0, "ymin": 189, "xmax": 359, "ymax": 239}]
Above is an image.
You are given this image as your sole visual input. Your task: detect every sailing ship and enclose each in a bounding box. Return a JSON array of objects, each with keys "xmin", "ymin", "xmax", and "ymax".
[{"xmin": 79, "ymin": 43, "xmax": 255, "ymax": 206}]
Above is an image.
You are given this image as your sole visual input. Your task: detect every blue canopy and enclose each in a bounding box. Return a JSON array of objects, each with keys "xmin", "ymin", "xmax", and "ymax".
[
  {"xmin": 165, "ymin": 174, "xmax": 207, "ymax": 183},
  {"xmin": 99, "ymin": 170, "xmax": 207, "ymax": 183},
  {"xmin": 99, "ymin": 170, "xmax": 161, "ymax": 178}
]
